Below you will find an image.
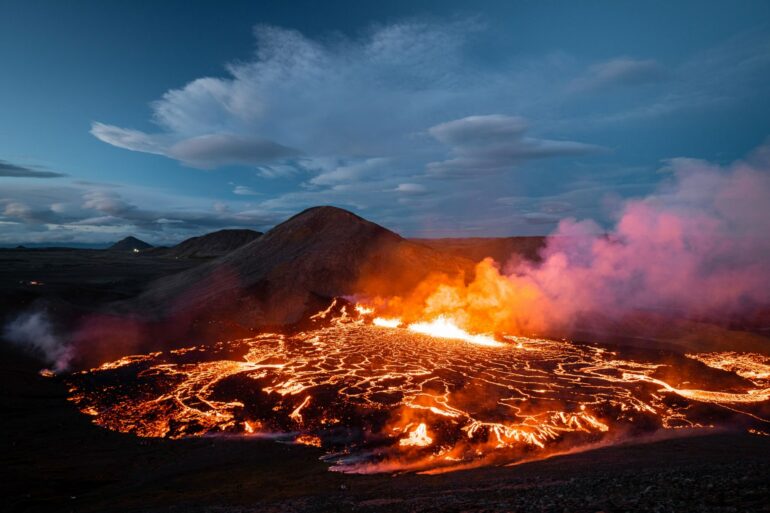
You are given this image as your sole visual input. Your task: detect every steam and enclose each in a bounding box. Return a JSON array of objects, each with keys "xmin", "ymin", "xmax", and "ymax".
[
  {"xmin": 402, "ymin": 144, "xmax": 770, "ymax": 336},
  {"xmin": 522, "ymin": 149, "xmax": 770, "ymax": 325},
  {"xmin": 3, "ymin": 309, "xmax": 73, "ymax": 372}
]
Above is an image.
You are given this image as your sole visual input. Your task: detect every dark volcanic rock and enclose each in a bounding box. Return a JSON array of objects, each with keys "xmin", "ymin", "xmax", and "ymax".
[
  {"xmin": 166, "ymin": 229, "xmax": 262, "ymax": 259},
  {"xmin": 108, "ymin": 236, "xmax": 152, "ymax": 252},
  {"xmin": 413, "ymin": 236, "xmax": 546, "ymax": 265},
  {"xmin": 132, "ymin": 206, "xmax": 473, "ymax": 327}
]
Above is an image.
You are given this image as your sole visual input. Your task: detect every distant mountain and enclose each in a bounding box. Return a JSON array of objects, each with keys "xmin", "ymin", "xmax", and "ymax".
[
  {"xmin": 109, "ymin": 236, "xmax": 153, "ymax": 252},
  {"xmin": 132, "ymin": 206, "xmax": 473, "ymax": 327},
  {"xmin": 166, "ymin": 229, "xmax": 262, "ymax": 259},
  {"xmin": 0, "ymin": 242, "xmax": 110, "ymax": 249}
]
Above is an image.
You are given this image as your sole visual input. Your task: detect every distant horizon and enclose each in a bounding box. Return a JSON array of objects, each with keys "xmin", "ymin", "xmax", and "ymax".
[{"xmin": 0, "ymin": 206, "xmax": 556, "ymax": 248}]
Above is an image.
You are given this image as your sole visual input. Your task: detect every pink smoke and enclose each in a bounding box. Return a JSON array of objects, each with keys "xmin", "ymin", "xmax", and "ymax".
[{"xmin": 515, "ymin": 144, "xmax": 770, "ymax": 328}]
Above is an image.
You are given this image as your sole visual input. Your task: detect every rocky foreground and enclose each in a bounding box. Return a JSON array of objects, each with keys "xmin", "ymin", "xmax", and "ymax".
[{"xmin": 3, "ymin": 343, "xmax": 769, "ymax": 513}]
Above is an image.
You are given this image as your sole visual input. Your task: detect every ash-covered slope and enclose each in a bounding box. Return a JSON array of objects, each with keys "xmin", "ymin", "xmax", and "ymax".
[
  {"xmin": 166, "ymin": 229, "xmax": 262, "ymax": 259},
  {"xmin": 108, "ymin": 236, "xmax": 152, "ymax": 252},
  {"xmin": 413, "ymin": 236, "xmax": 546, "ymax": 265},
  {"xmin": 133, "ymin": 206, "xmax": 473, "ymax": 326}
]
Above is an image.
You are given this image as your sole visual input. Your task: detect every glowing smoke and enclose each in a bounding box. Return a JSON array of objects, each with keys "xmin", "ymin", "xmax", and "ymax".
[{"xmin": 391, "ymin": 143, "xmax": 770, "ymax": 336}]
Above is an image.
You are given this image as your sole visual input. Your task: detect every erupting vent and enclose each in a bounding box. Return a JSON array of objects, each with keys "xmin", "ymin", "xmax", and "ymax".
[{"xmin": 67, "ymin": 303, "xmax": 770, "ymax": 474}]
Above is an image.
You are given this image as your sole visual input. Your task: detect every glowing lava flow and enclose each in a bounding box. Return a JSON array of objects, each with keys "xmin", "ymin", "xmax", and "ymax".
[
  {"xmin": 686, "ymin": 352, "xmax": 770, "ymax": 382},
  {"xmin": 67, "ymin": 303, "xmax": 770, "ymax": 474}
]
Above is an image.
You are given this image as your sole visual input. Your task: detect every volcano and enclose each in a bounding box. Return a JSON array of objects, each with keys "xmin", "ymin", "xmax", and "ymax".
[
  {"xmin": 131, "ymin": 206, "xmax": 473, "ymax": 327},
  {"xmin": 108, "ymin": 236, "xmax": 152, "ymax": 252},
  {"xmin": 66, "ymin": 207, "xmax": 770, "ymax": 475}
]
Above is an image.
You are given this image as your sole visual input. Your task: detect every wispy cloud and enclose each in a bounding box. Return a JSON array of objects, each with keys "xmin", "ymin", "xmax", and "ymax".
[
  {"xmin": 427, "ymin": 115, "xmax": 601, "ymax": 177},
  {"xmin": 569, "ymin": 58, "xmax": 667, "ymax": 92},
  {"xmin": 308, "ymin": 158, "xmax": 390, "ymax": 187},
  {"xmin": 0, "ymin": 159, "xmax": 66, "ymax": 179},
  {"xmin": 394, "ymin": 183, "xmax": 428, "ymax": 195},
  {"xmin": 576, "ymin": 30, "xmax": 770, "ymax": 125},
  {"xmin": 232, "ymin": 185, "xmax": 260, "ymax": 196},
  {"xmin": 91, "ymin": 124, "xmax": 299, "ymax": 169}
]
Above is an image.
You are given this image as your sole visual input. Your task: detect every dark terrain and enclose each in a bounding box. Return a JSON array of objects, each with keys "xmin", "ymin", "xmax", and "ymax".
[
  {"xmin": 413, "ymin": 236, "xmax": 546, "ymax": 267},
  {"xmin": 158, "ymin": 229, "xmax": 262, "ymax": 259},
  {"xmin": 2, "ymin": 207, "xmax": 770, "ymax": 512},
  {"xmin": 0, "ymin": 247, "xmax": 202, "ymax": 314},
  {"xmin": 3, "ymin": 343, "xmax": 768, "ymax": 513}
]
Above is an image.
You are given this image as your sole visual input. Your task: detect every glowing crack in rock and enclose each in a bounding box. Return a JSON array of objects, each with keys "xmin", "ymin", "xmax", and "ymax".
[
  {"xmin": 67, "ymin": 308, "xmax": 770, "ymax": 474},
  {"xmin": 686, "ymin": 352, "xmax": 770, "ymax": 381}
]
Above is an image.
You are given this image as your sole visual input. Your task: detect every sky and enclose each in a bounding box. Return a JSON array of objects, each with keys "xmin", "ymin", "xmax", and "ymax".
[{"xmin": 1, "ymin": 0, "xmax": 769, "ymax": 246}]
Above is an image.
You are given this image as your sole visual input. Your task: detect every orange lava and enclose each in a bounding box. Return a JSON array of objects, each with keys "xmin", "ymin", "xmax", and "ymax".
[
  {"xmin": 67, "ymin": 302, "xmax": 770, "ymax": 474},
  {"xmin": 406, "ymin": 316, "xmax": 503, "ymax": 347},
  {"xmin": 399, "ymin": 423, "xmax": 433, "ymax": 447}
]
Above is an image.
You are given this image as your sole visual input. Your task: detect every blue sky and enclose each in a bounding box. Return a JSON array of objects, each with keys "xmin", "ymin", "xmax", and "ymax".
[{"xmin": 1, "ymin": 0, "xmax": 769, "ymax": 245}]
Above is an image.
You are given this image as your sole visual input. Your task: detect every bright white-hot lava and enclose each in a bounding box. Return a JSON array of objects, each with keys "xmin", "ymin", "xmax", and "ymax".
[
  {"xmin": 399, "ymin": 423, "xmax": 433, "ymax": 447},
  {"xmin": 372, "ymin": 317, "xmax": 401, "ymax": 328},
  {"xmin": 406, "ymin": 315, "xmax": 503, "ymax": 347}
]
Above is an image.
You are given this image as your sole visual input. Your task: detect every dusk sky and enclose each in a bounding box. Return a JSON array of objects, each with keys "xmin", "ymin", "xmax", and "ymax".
[{"xmin": 2, "ymin": 0, "xmax": 769, "ymax": 245}]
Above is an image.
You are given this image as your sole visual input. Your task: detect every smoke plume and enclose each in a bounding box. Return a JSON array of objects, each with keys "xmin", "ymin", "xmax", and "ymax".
[
  {"xmin": 3, "ymin": 309, "xmax": 73, "ymax": 371},
  {"xmin": 526, "ymin": 148, "xmax": 770, "ymax": 322},
  {"xmin": 389, "ymin": 143, "xmax": 770, "ymax": 336}
]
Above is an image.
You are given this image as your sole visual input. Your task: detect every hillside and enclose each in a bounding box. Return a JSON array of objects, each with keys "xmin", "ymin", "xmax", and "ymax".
[
  {"xmin": 165, "ymin": 229, "xmax": 262, "ymax": 259},
  {"xmin": 413, "ymin": 236, "xmax": 546, "ymax": 265},
  {"xmin": 132, "ymin": 206, "xmax": 473, "ymax": 327}
]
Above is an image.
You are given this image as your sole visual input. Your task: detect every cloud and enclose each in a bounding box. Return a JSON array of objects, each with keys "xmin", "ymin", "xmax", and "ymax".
[
  {"xmin": 62, "ymin": 19, "xmax": 770, "ymax": 241},
  {"xmin": 426, "ymin": 115, "xmax": 601, "ymax": 177},
  {"xmin": 168, "ymin": 134, "xmax": 299, "ymax": 169},
  {"xmin": 91, "ymin": 123, "xmax": 298, "ymax": 169},
  {"xmin": 395, "ymin": 183, "xmax": 428, "ymax": 195},
  {"xmin": 255, "ymin": 163, "xmax": 303, "ymax": 178},
  {"xmin": 0, "ymin": 182, "xmax": 282, "ymax": 245},
  {"xmin": 578, "ymin": 32, "xmax": 770, "ymax": 124},
  {"xmin": 82, "ymin": 190, "xmax": 135, "ymax": 216},
  {"xmin": 3, "ymin": 202, "xmax": 33, "ymax": 218},
  {"xmin": 233, "ymin": 185, "xmax": 260, "ymax": 195},
  {"xmin": 308, "ymin": 158, "xmax": 390, "ymax": 187},
  {"xmin": 0, "ymin": 159, "xmax": 66, "ymax": 178},
  {"xmin": 570, "ymin": 58, "xmax": 666, "ymax": 92},
  {"xmin": 91, "ymin": 21, "xmax": 606, "ymax": 184}
]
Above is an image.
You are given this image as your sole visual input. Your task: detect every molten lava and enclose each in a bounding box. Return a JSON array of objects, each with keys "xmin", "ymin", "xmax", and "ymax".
[
  {"xmin": 406, "ymin": 316, "xmax": 503, "ymax": 347},
  {"xmin": 400, "ymin": 423, "xmax": 433, "ymax": 447},
  {"xmin": 67, "ymin": 302, "xmax": 770, "ymax": 474}
]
